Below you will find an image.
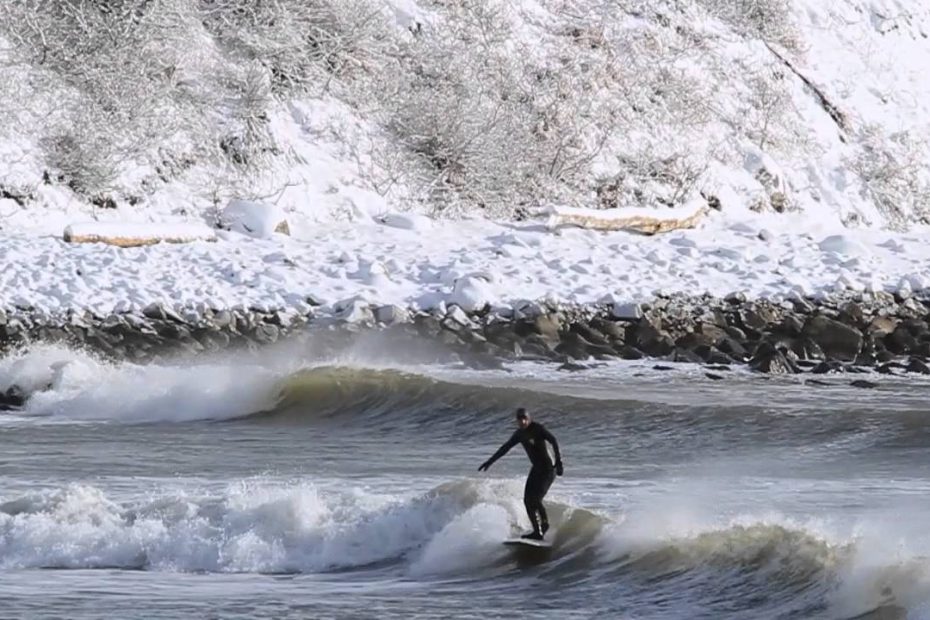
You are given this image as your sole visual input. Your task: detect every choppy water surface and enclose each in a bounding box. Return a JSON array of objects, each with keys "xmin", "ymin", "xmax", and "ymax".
[{"xmin": 2, "ymin": 342, "xmax": 930, "ymax": 619}]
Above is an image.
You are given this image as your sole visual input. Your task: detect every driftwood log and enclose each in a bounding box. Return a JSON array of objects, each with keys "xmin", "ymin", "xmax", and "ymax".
[
  {"xmin": 541, "ymin": 204, "xmax": 707, "ymax": 235},
  {"xmin": 63, "ymin": 223, "xmax": 217, "ymax": 248}
]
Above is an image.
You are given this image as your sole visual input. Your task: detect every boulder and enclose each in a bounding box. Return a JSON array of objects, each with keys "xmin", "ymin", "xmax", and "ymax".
[
  {"xmin": 570, "ymin": 321, "xmax": 609, "ymax": 346},
  {"xmin": 717, "ymin": 335, "xmax": 749, "ymax": 361},
  {"xmin": 867, "ymin": 316, "xmax": 898, "ymax": 337},
  {"xmin": 749, "ymin": 342, "xmax": 800, "ymax": 374},
  {"xmin": 802, "ymin": 315, "xmax": 863, "ymax": 361},
  {"xmin": 906, "ymin": 358, "xmax": 930, "ymax": 375},
  {"xmin": 693, "ymin": 345, "xmax": 736, "ymax": 365},
  {"xmin": 812, "ymin": 360, "xmax": 845, "ymax": 374},
  {"xmin": 375, "ymin": 304, "xmax": 410, "ymax": 326},
  {"xmin": 886, "ymin": 325, "xmax": 918, "ymax": 355},
  {"xmin": 627, "ymin": 319, "xmax": 674, "ymax": 357},
  {"xmin": 611, "ymin": 302, "xmax": 643, "ymax": 320},
  {"xmin": 590, "ymin": 317, "xmax": 626, "ymax": 342},
  {"xmin": 533, "ymin": 313, "xmax": 563, "ymax": 342}
]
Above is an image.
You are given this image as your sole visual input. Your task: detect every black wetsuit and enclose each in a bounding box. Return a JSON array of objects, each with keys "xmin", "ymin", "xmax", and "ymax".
[{"xmin": 483, "ymin": 421, "xmax": 562, "ymax": 535}]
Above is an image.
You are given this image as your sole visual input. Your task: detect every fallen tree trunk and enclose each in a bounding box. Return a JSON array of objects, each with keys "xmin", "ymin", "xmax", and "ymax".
[
  {"xmin": 540, "ymin": 203, "xmax": 708, "ymax": 234},
  {"xmin": 63, "ymin": 222, "xmax": 217, "ymax": 247}
]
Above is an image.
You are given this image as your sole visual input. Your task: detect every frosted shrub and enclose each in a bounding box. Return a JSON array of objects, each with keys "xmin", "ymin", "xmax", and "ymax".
[
  {"xmin": 696, "ymin": 0, "xmax": 802, "ymax": 52},
  {"xmin": 848, "ymin": 125, "xmax": 930, "ymax": 231},
  {"xmin": 382, "ymin": 0, "xmax": 722, "ymax": 218},
  {"xmin": 0, "ymin": 0, "xmax": 216, "ymax": 195},
  {"xmin": 199, "ymin": 0, "xmax": 395, "ymax": 95},
  {"xmin": 0, "ymin": 0, "xmax": 394, "ymax": 199},
  {"xmin": 381, "ymin": 2, "xmax": 541, "ymax": 216}
]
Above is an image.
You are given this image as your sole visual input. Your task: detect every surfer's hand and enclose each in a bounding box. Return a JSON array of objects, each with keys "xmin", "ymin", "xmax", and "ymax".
[
  {"xmin": 478, "ymin": 460, "xmax": 491, "ymax": 472},
  {"xmin": 555, "ymin": 461, "xmax": 564, "ymax": 476}
]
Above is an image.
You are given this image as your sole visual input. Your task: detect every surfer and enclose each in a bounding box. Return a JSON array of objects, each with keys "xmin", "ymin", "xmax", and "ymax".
[{"xmin": 479, "ymin": 408, "xmax": 563, "ymax": 540}]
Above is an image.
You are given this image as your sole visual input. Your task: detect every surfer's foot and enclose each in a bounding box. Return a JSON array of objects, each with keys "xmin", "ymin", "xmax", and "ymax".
[
  {"xmin": 541, "ymin": 522, "xmax": 550, "ymax": 535},
  {"xmin": 521, "ymin": 531, "xmax": 544, "ymax": 541}
]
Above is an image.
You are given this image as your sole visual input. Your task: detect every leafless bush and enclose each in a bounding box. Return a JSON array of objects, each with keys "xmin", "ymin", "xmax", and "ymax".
[
  {"xmin": 199, "ymin": 0, "xmax": 395, "ymax": 95},
  {"xmin": 379, "ymin": 0, "xmax": 723, "ymax": 217},
  {"xmin": 848, "ymin": 124, "xmax": 930, "ymax": 231},
  {"xmin": 0, "ymin": 0, "xmax": 394, "ymax": 201},
  {"xmin": 0, "ymin": 0, "xmax": 213, "ymax": 195},
  {"xmin": 696, "ymin": 0, "xmax": 802, "ymax": 53}
]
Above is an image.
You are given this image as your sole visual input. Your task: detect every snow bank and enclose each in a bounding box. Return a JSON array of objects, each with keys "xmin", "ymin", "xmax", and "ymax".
[{"xmin": 2, "ymin": 213, "xmax": 927, "ymax": 318}]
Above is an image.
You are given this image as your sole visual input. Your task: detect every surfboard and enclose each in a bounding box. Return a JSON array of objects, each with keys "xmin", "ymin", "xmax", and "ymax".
[{"xmin": 503, "ymin": 537, "xmax": 552, "ymax": 548}]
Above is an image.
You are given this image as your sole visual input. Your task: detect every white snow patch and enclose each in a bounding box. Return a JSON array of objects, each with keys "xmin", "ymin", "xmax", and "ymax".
[{"xmin": 220, "ymin": 200, "xmax": 289, "ymax": 239}]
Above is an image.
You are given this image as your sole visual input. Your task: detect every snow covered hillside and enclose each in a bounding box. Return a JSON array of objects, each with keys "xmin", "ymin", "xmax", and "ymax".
[{"xmin": 0, "ymin": 0, "xmax": 928, "ymax": 233}]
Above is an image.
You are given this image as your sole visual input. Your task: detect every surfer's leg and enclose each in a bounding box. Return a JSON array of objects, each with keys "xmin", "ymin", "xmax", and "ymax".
[
  {"xmin": 537, "ymin": 468, "xmax": 556, "ymax": 534},
  {"xmin": 523, "ymin": 468, "xmax": 546, "ymax": 537},
  {"xmin": 523, "ymin": 496, "xmax": 542, "ymax": 537}
]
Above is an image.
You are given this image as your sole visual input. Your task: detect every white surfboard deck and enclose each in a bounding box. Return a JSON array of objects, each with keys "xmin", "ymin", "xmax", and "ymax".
[{"xmin": 503, "ymin": 537, "xmax": 552, "ymax": 548}]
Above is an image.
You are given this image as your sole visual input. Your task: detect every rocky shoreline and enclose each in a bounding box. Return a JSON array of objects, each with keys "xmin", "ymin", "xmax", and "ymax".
[{"xmin": 2, "ymin": 291, "xmax": 930, "ymax": 381}]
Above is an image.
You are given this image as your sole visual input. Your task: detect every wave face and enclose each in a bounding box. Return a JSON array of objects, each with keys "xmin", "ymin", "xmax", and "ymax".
[
  {"xmin": 0, "ymin": 344, "xmax": 610, "ymax": 425},
  {"xmin": 0, "ymin": 478, "xmax": 921, "ymax": 619}
]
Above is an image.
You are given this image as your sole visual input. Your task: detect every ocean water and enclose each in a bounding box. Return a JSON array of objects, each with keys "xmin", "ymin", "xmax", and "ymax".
[{"xmin": 2, "ymin": 338, "xmax": 929, "ymax": 619}]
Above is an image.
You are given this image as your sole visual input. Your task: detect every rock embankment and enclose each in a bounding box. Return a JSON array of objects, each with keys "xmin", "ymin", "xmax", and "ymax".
[{"xmin": 0, "ymin": 292, "xmax": 929, "ymax": 378}]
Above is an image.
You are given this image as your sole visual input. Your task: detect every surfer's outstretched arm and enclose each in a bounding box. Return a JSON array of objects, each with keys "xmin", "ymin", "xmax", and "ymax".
[
  {"xmin": 479, "ymin": 432, "xmax": 519, "ymax": 471},
  {"xmin": 541, "ymin": 425, "xmax": 563, "ymax": 475}
]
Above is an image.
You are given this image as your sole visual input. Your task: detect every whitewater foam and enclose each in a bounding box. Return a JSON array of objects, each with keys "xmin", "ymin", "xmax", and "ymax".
[
  {"xmin": 0, "ymin": 479, "xmax": 530, "ymax": 574},
  {"xmin": 0, "ymin": 345, "xmax": 283, "ymax": 423}
]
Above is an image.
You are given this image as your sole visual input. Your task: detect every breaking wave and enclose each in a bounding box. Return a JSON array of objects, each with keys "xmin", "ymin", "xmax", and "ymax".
[
  {"xmin": 0, "ymin": 344, "xmax": 612, "ymax": 424},
  {"xmin": 0, "ymin": 478, "xmax": 923, "ymax": 618}
]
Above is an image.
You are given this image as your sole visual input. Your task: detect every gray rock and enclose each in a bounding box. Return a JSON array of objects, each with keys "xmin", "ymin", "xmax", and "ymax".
[
  {"xmin": 617, "ymin": 345, "xmax": 645, "ymax": 360},
  {"xmin": 776, "ymin": 314, "xmax": 804, "ymax": 337},
  {"xmin": 673, "ymin": 348, "xmax": 704, "ymax": 364},
  {"xmin": 740, "ymin": 303, "xmax": 781, "ymax": 331},
  {"xmin": 791, "ymin": 337, "xmax": 825, "ymax": 361},
  {"xmin": 628, "ymin": 319, "xmax": 674, "ymax": 357},
  {"xmin": 868, "ymin": 316, "xmax": 898, "ymax": 337},
  {"xmin": 886, "ymin": 324, "xmax": 919, "ymax": 355},
  {"xmin": 570, "ymin": 322, "xmax": 608, "ymax": 345},
  {"xmin": 143, "ymin": 302, "xmax": 168, "ymax": 321},
  {"xmin": 213, "ymin": 310, "xmax": 233, "ymax": 329},
  {"xmin": 335, "ymin": 299, "xmax": 373, "ymax": 324},
  {"xmin": 812, "ymin": 360, "xmax": 845, "ymax": 374},
  {"xmin": 802, "ymin": 315, "xmax": 863, "ymax": 361},
  {"xmin": 749, "ymin": 342, "xmax": 800, "ymax": 374},
  {"xmin": 446, "ymin": 305, "xmax": 472, "ymax": 328},
  {"xmin": 375, "ymin": 304, "xmax": 410, "ymax": 326},
  {"xmin": 675, "ymin": 331, "xmax": 716, "ymax": 350},
  {"xmin": 590, "ymin": 317, "xmax": 626, "ymax": 342},
  {"xmin": 533, "ymin": 314, "xmax": 563, "ymax": 342},
  {"xmin": 717, "ymin": 336, "xmax": 748, "ymax": 361},
  {"xmin": 253, "ymin": 323, "xmax": 279, "ymax": 344},
  {"xmin": 611, "ymin": 302, "xmax": 643, "ymax": 320},
  {"xmin": 416, "ymin": 314, "xmax": 441, "ymax": 336},
  {"xmin": 697, "ymin": 322, "xmax": 728, "ymax": 343},
  {"xmin": 156, "ymin": 322, "xmax": 191, "ymax": 341},
  {"xmin": 693, "ymin": 345, "xmax": 735, "ymax": 365}
]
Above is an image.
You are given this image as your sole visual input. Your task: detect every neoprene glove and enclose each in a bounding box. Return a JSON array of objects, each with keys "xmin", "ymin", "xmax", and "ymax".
[
  {"xmin": 555, "ymin": 460, "xmax": 564, "ymax": 476},
  {"xmin": 478, "ymin": 460, "xmax": 491, "ymax": 472}
]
